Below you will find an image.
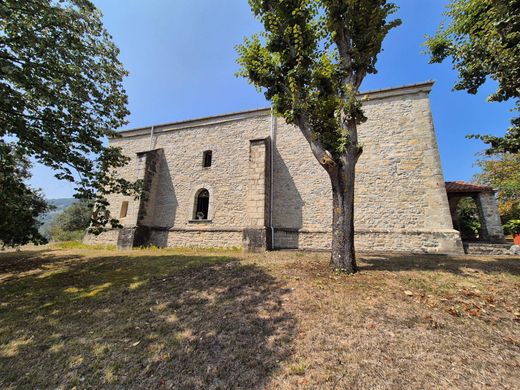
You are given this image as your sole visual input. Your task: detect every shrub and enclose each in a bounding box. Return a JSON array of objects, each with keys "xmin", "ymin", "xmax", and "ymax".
[{"xmin": 503, "ymin": 220, "xmax": 520, "ymax": 235}]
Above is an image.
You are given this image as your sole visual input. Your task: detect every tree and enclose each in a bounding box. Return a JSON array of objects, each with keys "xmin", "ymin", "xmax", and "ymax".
[
  {"xmin": 47, "ymin": 200, "xmax": 93, "ymax": 242},
  {"xmin": 0, "ymin": 0, "xmax": 141, "ymax": 246},
  {"xmin": 475, "ymin": 153, "xmax": 520, "ymax": 222},
  {"xmin": 425, "ymin": 0, "xmax": 520, "ymax": 154},
  {"xmin": 0, "ymin": 142, "xmax": 51, "ymax": 247},
  {"xmin": 237, "ymin": 0, "xmax": 400, "ymax": 272}
]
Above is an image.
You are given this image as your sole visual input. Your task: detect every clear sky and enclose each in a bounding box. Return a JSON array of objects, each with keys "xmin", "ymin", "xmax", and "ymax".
[{"xmin": 30, "ymin": 0, "xmax": 514, "ymax": 199}]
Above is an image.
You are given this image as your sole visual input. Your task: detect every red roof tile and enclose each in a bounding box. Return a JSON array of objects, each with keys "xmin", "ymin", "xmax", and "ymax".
[{"xmin": 445, "ymin": 181, "xmax": 494, "ymax": 193}]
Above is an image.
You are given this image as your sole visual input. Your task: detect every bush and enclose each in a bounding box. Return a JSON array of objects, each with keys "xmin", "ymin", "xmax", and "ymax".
[
  {"xmin": 49, "ymin": 227, "xmax": 85, "ymax": 242},
  {"xmin": 454, "ymin": 198, "xmax": 481, "ymax": 240},
  {"xmin": 503, "ymin": 220, "xmax": 520, "ymax": 235}
]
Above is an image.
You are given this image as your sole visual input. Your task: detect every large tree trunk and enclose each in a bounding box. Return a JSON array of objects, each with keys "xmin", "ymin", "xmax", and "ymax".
[
  {"xmin": 295, "ymin": 111, "xmax": 362, "ymax": 274},
  {"xmin": 329, "ymin": 153, "xmax": 359, "ymax": 273}
]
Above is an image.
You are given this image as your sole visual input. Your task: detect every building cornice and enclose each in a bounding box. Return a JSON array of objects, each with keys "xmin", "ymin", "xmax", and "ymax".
[
  {"xmin": 359, "ymin": 80, "xmax": 434, "ymax": 101},
  {"xmin": 115, "ymin": 81, "xmax": 435, "ymax": 139}
]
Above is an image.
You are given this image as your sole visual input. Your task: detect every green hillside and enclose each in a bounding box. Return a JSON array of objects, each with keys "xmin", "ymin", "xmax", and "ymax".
[{"xmin": 39, "ymin": 198, "xmax": 77, "ymax": 235}]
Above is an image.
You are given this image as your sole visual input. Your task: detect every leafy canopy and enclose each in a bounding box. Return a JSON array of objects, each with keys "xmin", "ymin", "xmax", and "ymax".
[
  {"xmin": 0, "ymin": 0, "xmax": 140, "ymax": 244},
  {"xmin": 475, "ymin": 153, "xmax": 520, "ymax": 222},
  {"xmin": 0, "ymin": 142, "xmax": 51, "ymax": 247},
  {"xmin": 237, "ymin": 0, "xmax": 400, "ymax": 158},
  {"xmin": 425, "ymin": 0, "xmax": 520, "ymax": 154}
]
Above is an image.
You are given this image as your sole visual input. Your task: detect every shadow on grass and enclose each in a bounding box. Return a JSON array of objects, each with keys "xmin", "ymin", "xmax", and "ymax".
[
  {"xmin": 0, "ymin": 249, "xmax": 84, "ymax": 275},
  {"xmin": 0, "ymin": 252, "xmax": 296, "ymax": 389},
  {"xmin": 359, "ymin": 253, "xmax": 520, "ymax": 276}
]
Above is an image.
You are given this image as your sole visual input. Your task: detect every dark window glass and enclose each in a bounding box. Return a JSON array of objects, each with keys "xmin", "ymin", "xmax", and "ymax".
[
  {"xmin": 203, "ymin": 150, "xmax": 212, "ymax": 167},
  {"xmin": 195, "ymin": 189, "xmax": 209, "ymax": 219}
]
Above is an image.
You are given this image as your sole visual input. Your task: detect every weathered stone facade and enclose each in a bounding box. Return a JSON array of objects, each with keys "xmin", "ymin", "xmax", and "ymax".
[{"xmin": 85, "ymin": 81, "xmax": 468, "ymax": 254}]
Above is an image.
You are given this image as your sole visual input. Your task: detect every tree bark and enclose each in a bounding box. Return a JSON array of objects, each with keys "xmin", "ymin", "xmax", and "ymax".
[
  {"xmin": 295, "ymin": 111, "xmax": 362, "ymax": 274},
  {"xmin": 329, "ymin": 152, "xmax": 359, "ymax": 273}
]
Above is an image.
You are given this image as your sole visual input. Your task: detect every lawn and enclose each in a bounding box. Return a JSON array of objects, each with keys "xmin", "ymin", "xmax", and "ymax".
[{"xmin": 0, "ymin": 246, "xmax": 519, "ymax": 389}]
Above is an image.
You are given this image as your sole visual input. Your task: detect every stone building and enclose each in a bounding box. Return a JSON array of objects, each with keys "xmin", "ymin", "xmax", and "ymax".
[{"xmin": 85, "ymin": 81, "xmax": 504, "ymax": 253}]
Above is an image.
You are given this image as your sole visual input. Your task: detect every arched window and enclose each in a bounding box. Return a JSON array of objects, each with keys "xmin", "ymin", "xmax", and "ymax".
[{"xmin": 194, "ymin": 189, "xmax": 209, "ymax": 220}]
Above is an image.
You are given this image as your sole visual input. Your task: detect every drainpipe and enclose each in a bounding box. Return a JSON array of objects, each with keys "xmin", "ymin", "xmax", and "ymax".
[
  {"xmin": 148, "ymin": 126, "xmax": 155, "ymax": 151},
  {"xmin": 269, "ymin": 108, "xmax": 276, "ymax": 249}
]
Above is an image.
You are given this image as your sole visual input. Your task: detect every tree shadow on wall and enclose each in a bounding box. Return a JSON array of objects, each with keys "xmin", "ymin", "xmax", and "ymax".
[
  {"xmin": 272, "ymin": 146, "xmax": 303, "ymax": 249},
  {"xmin": 0, "ymin": 253, "xmax": 296, "ymax": 389},
  {"xmin": 149, "ymin": 151, "xmax": 177, "ymax": 247}
]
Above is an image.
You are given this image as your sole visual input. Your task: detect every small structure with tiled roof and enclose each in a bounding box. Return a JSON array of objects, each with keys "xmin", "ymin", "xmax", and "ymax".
[
  {"xmin": 445, "ymin": 181, "xmax": 494, "ymax": 193},
  {"xmin": 445, "ymin": 181, "xmax": 504, "ymax": 243}
]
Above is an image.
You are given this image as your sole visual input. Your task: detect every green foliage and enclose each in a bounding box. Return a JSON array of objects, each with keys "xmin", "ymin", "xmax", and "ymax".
[
  {"xmin": 236, "ymin": 0, "xmax": 400, "ymax": 158},
  {"xmin": 53, "ymin": 200, "xmax": 92, "ymax": 232},
  {"xmin": 0, "ymin": 0, "xmax": 142, "ymax": 244},
  {"xmin": 48, "ymin": 228, "xmax": 85, "ymax": 242},
  {"xmin": 425, "ymin": 0, "xmax": 520, "ymax": 154},
  {"xmin": 454, "ymin": 197, "xmax": 481, "ymax": 240},
  {"xmin": 475, "ymin": 153, "xmax": 520, "ymax": 222},
  {"xmin": 0, "ymin": 142, "xmax": 51, "ymax": 247},
  {"xmin": 503, "ymin": 219, "xmax": 520, "ymax": 235},
  {"xmin": 45, "ymin": 200, "xmax": 92, "ymax": 242}
]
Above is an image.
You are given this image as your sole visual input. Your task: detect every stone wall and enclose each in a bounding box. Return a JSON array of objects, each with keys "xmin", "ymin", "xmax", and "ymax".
[
  {"xmin": 272, "ymin": 82, "xmax": 462, "ymax": 253},
  {"xmin": 85, "ymin": 111, "xmax": 272, "ymax": 248},
  {"xmin": 477, "ymin": 192, "xmax": 505, "ymax": 242},
  {"xmin": 85, "ymin": 82, "xmax": 464, "ymax": 254},
  {"xmin": 273, "ymin": 228, "xmax": 462, "ymax": 254},
  {"xmin": 150, "ymin": 229, "xmax": 243, "ymax": 249},
  {"xmin": 243, "ymin": 138, "xmax": 271, "ymax": 251},
  {"xmin": 83, "ymin": 229, "xmax": 119, "ymax": 246}
]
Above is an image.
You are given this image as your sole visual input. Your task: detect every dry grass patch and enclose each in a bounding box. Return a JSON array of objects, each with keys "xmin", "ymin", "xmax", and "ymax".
[{"xmin": 0, "ymin": 247, "xmax": 519, "ymax": 389}]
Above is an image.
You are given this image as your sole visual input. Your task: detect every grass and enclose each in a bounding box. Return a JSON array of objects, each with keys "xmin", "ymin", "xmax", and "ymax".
[
  {"xmin": 50, "ymin": 241, "xmax": 117, "ymax": 250},
  {"xmin": 0, "ymin": 247, "xmax": 519, "ymax": 389}
]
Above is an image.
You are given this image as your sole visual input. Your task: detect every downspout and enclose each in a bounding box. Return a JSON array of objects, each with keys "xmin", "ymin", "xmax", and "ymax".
[
  {"xmin": 148, "ymin": 126, "xmax": 155, "ymax": 151},
  {"xmin": 269, "ymin": 108, "xmax": 276, "ymax": 249}
]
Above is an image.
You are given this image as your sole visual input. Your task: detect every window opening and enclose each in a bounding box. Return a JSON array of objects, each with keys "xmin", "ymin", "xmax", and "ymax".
[
  {"xmin": 120, "ymin": 201, "xmax": 129, "ymax": 218},
  {"xmin": 195, "ymin": 189, "xmax": 209, "ymax": 220},
  {"xmin": 203, "ymin": 150, "xmax": 212, "ymax": 167}
]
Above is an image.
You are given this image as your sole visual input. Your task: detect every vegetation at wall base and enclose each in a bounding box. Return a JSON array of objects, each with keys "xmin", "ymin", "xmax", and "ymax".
[{"xmin": 503, "ymin": 219, "xmax": 520, "ymax": 235}]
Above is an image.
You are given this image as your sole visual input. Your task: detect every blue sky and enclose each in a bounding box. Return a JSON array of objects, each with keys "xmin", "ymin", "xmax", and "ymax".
[{"xmin": 30, "ymin": 0, "xmax": 514, "ymax": 199}]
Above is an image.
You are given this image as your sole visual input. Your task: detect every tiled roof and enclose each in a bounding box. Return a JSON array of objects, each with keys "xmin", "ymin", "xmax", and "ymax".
[{"xmin": 445, "ymin": 181, "xmax": 494, "ymax": 193}]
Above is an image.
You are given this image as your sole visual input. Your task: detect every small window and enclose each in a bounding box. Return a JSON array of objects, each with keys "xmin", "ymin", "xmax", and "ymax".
[
  {"xmin": 120, "ymin": 201, "xmax": 129, "ymax": 218},
  {"xmin": 203, "ymin": 150, "xmax": 212, "ymax": 167},
  {"xmin": 194, "ymin": 189, "xmax": 209, "ymax": 220}
]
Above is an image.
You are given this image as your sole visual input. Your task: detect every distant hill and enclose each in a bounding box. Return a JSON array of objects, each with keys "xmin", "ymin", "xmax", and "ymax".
[{"xmin": 39, "ymin": 198, "xmax": 77, "ymax": 235}]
